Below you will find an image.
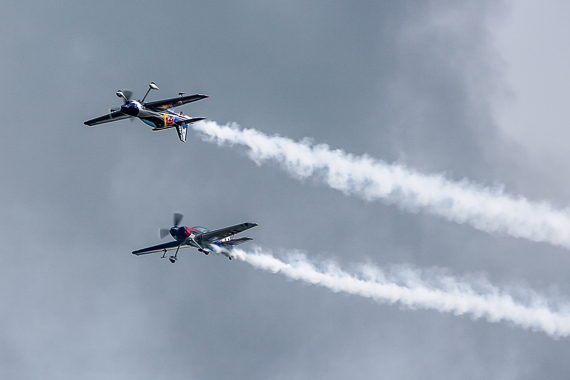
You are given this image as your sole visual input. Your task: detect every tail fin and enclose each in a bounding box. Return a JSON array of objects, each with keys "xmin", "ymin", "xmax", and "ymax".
[{"xmin": 176, "ymin": 124, "xmax": 188, "ymax": 142}]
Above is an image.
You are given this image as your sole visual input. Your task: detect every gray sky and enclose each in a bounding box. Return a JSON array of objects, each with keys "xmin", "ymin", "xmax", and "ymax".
[{"xmin": 1, "ymin": 0, "xmax": 570, "ymax": 378}]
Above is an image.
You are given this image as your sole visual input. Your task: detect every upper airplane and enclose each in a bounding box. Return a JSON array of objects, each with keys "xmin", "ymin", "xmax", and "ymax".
[
  {"xmin": 84, "ymin": 82, "xmax": 208, "ymax": 142},
  {"xmin": 132, "ymin": 213, "xmax": 258, "ymax": 263}
]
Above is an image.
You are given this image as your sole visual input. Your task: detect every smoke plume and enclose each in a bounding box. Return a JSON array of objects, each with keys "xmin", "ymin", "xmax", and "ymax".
[
  {"xmin": 193, "ymin": 121, "xmax": 570, "ymax": 249},
  {"xmin": 231, "ymin": 247, "xmax": 570, "ymax": 338}
]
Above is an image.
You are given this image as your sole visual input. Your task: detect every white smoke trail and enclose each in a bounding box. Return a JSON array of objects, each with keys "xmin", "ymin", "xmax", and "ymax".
[
  {"xmin": 193, "ymin": 121, "xmax": 570, "ymax": 249},
  {"xmin": 231, "ymin": 247, "xmax": 570, "ymax": 338}
]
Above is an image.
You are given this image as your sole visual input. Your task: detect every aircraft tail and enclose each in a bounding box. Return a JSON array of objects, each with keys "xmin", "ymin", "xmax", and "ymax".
[
  {"xmin": 175, "ymin": 117, "xmax": 206, "ymax": 142},
  {"xmin": 176, "ymin": 124, "xmax": 188, "ymax": 142},
  {"xmin": 180, "ymin": 117, "xmax": 206, "ymax": 125},
  {"xmin": 221, "ymin": 237, "xmax": 253, "ymax": 247}
]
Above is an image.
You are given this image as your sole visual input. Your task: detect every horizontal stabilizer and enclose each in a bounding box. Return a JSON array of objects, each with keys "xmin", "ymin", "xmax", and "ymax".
[
  {"xmin": 180, "ymin": 117, "xmax": 206, "ymax": 125},
  {"xmin": 221, "ymin": 237, "xmax": 253, "ymax": 246}
]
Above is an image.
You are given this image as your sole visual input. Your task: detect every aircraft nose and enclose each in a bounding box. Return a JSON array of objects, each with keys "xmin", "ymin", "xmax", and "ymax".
[{"xmin": 120, "ymin": 102, "xmax": 138, "ymax": 116}]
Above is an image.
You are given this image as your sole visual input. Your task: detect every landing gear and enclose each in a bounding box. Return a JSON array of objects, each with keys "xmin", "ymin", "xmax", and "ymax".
[
  {"xmin": 198, "ymin": 249, "xmax": 209, "ymax": 255},
  {"xmin": 168, "ymin": 245, "xmax": 181, "ymax": 264}
]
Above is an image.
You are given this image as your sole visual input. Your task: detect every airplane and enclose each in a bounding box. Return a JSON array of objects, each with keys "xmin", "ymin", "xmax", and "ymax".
[
  {"xmin": 84, "ymin": 82, "xmax": 208, "ymax": 142},
  {"xmin": 132, "ymin": 213, "xmax": 258, "ymax": 263}
]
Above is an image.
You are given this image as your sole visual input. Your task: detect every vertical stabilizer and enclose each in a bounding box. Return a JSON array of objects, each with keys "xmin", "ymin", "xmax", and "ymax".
[{"xmin": 176, "ymin": 124, "xmax": 188, "ymax": 142}]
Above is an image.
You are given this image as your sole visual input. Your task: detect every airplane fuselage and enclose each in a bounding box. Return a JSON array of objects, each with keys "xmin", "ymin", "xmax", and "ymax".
[
  {"xmin": 120, "ymin": 101, "xmax": 191, "ymax": 130},
  {"xmin": 168, "ymin": 226, "xmax": 214, "ymax": 252}
]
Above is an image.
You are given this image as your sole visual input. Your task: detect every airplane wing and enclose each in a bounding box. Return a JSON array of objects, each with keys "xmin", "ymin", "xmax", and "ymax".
[
  {"xmin": 144, "ymin": 94, "xmax": 209, "ymax": 110},
  {"xmin": 201, "ymin": 222, "xmax": 258, "ymax": 243},
  {"xmin": 84, "ymin": 110, "xmax": 130, "ymax": 126},
  {"xmin": 132, "ymin": 240, "xmax": 184, "ymax": 255}
]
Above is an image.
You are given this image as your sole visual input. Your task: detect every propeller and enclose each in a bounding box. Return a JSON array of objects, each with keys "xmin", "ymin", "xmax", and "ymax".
[
  {"xmin": 173, "ymin": 212, "xmax": 183, "ymax": 227},
  {"xmin": 159, "ymin": 212, "xmax": 184, "ymax": 239},
  {"xmin": 112, "ymin": 83, "xmax": 155, "ymax": 119},
  {"xmin": 114, "ymin": 82, "xmax": 154, "ymax": 107},
  {"xmin": 116, "ymin": 89, "xmax": 133, "ymax": 104},
  {"xmin": 113, "ymin": 89, "xmax": 137, "ymax": 121},
  {"xmin": 159, "ymin": 228, "xmax": 170, "ymax": 239}
]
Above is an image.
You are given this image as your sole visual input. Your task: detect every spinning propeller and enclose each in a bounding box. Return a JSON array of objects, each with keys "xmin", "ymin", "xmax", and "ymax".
[
  {"xmin": 110, "ymin": 82, "xmax": 158, "ymax": 112},
  {"xmin": 159, "ymin": 212, "xmax": 184, "ymax": 239},
  {"xmin": 109, "ymin": 90, "xmax": 132, "ymax": 112},
  {"xmin": 116, "ymin": 90, "xmax": 133, "ymax": 104}
]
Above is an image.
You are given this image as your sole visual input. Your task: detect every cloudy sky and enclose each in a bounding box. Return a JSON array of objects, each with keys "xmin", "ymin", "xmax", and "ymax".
[{"xmin": 1, "ymin": 0, "xmax": 570, "ymax": 378}]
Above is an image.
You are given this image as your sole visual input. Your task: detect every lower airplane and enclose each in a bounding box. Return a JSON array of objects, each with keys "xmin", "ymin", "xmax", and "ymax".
[
  {"xmin": 132, "ymin": 213, "xmax": 258, "ymax": 263},
  {"xmin": 84, "ymin": 82, "xmax": 208, "ymax": 142}
]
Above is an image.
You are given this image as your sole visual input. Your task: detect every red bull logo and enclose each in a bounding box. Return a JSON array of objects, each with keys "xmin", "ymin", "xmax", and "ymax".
[{"xmin": 163, "ymin": 114, "xmax": 176, "ymax": 126}]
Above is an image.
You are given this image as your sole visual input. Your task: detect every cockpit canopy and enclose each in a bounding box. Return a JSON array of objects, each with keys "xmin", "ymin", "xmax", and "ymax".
[{"xmin": 191, "ymin": 226, "xmax": 210, "ymax": 233}]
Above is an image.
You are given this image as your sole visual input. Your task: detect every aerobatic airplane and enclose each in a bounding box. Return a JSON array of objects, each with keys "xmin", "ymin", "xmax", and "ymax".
[
  {"xmin": 84, "ymin": 82, "xmax": 208, "ymax": 142},
  {"xmin": 132, "ymin": 213, "xmax": 258, "ymax": 263}
]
